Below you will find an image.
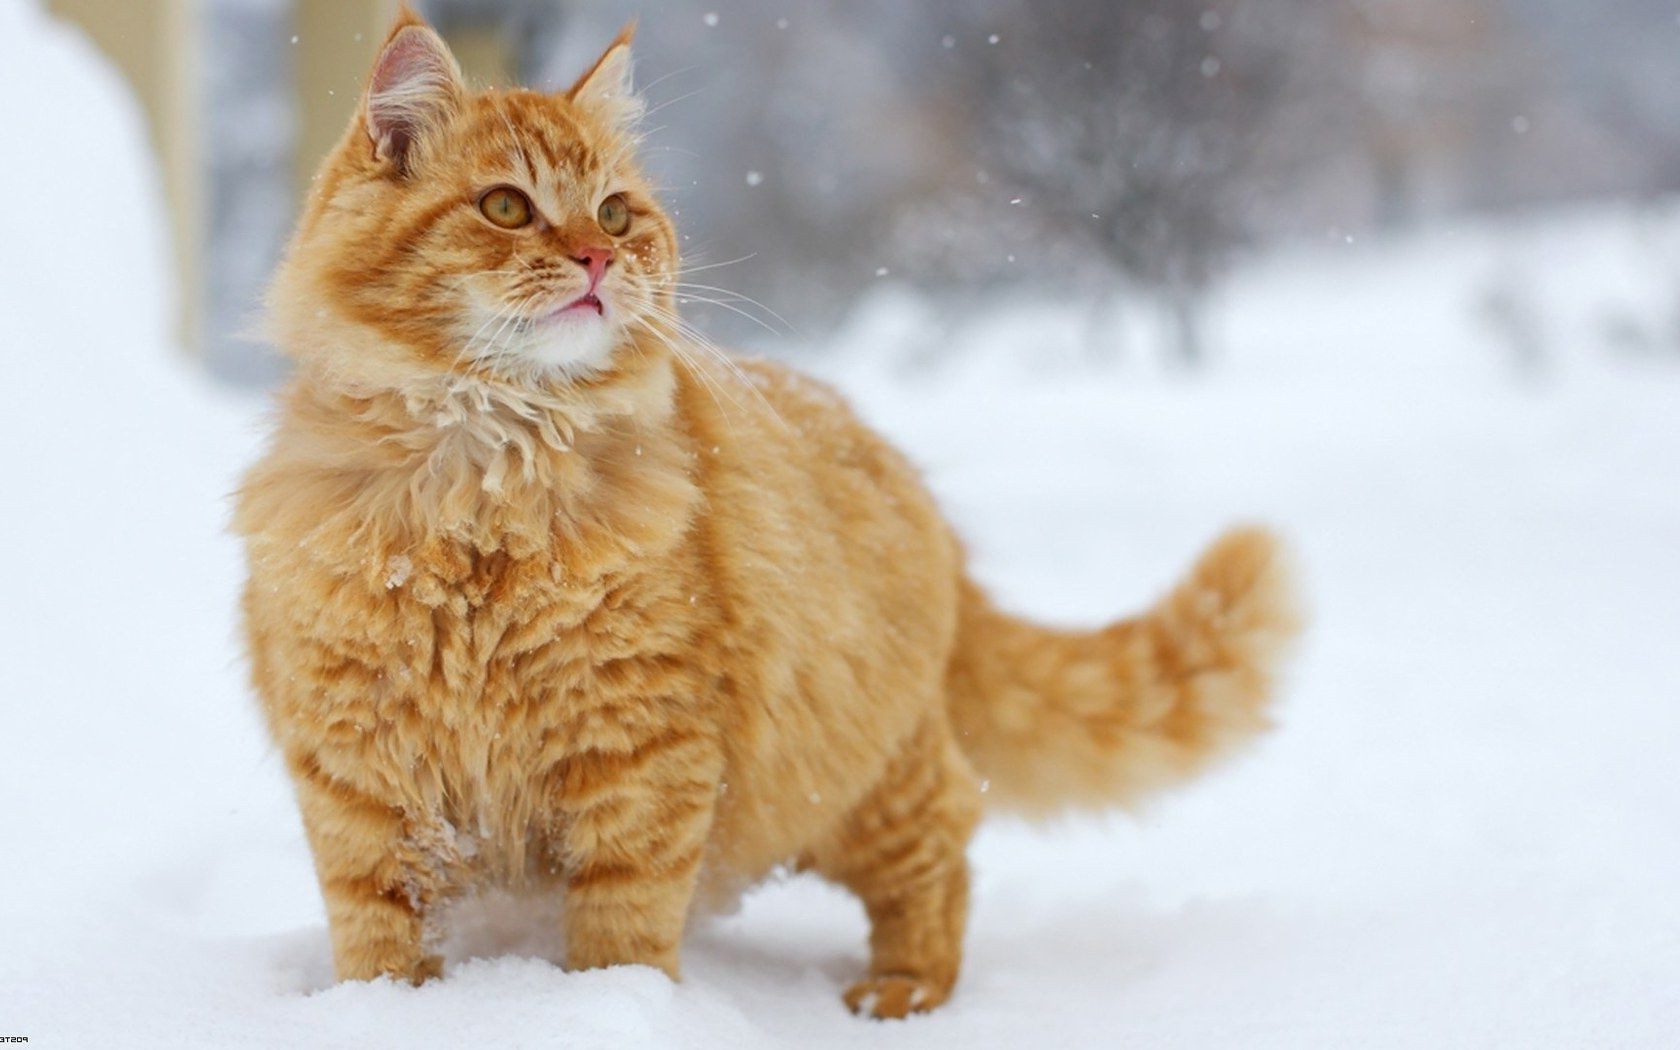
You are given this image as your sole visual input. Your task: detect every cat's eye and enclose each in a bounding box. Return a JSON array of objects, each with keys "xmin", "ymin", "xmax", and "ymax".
[
  {"xmin": 479, "ymin": 187, "xmax": 532, "ymax": 229},
  {"xmin": 597, "ymin": 193, "xmax": 631, "ymax": 237}
]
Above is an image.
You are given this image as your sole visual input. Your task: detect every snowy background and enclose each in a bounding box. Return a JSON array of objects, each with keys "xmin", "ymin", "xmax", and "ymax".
[{"xmin": 3, "ymin": 0, "xmax": 1678, "ymax": 1046}]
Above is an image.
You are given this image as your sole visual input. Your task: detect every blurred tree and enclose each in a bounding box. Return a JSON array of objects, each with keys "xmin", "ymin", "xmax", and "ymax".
[{"xmin": 948, "ymin": 0, "xmax": 1328, "ymax": 366}]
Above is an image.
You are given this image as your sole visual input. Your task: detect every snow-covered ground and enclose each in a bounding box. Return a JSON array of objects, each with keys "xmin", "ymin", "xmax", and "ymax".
[{"xmin": 3, "ymin": 2, "xmax": 1677, "ymax": 1046}]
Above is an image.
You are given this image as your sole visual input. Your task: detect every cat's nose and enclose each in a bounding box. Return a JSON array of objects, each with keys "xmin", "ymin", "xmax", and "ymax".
[{"xmin": 571, "ymin": 246, "xmax": 614, "ymax": 288}]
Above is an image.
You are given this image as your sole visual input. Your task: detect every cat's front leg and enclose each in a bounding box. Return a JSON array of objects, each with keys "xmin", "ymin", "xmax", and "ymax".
[
  {"xmin": 286, "ymin": 750, "xmax": 451, "ymax": 985},
  {"xmin": 551, "ymin": 726, "xmax": 723, "ymax": 978}
]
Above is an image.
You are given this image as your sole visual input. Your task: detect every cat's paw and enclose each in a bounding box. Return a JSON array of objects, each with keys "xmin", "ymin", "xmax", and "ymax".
[
  {"xmin": 342, "ymin": 947, "xmax": 443, "ymax": 981},
  {"xmin": 338, "ymin": 950, "xmax": 445, "ymax": 987},
  {"xmin": 408, "ymin": 953, "xmax": 445, "ymax": 986},
  {"xmin": 843, "ymin": 974, "xmax": 948, "ymax": 1020}
]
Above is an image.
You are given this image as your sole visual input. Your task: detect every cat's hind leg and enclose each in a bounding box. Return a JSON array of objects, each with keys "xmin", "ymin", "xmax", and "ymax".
[{"xmin": 809, "ymin": 719, "xmax": 982, "ymax": 1019}]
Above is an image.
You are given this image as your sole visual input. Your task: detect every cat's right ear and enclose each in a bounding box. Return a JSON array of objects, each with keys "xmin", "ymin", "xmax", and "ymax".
[
  {"xmin": 363, "ymin": 5, "xmax": 464, "ymax": 175},
  {"xmin": 566, "ymin": 23, "xmax": 643, "ymax": 130}
]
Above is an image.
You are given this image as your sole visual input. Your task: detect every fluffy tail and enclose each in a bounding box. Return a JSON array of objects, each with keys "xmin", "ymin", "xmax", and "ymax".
[{"xmin": 946, "ymin": 527, "xmax": 1301, "ymax": 817}]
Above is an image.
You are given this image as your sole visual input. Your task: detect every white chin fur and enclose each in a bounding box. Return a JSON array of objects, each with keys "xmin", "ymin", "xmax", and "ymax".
[{"xmin": 468, "ymin": 312, "xmax": 620, "ymax": 380}]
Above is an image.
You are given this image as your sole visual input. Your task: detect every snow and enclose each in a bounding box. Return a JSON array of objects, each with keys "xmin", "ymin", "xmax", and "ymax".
[{"xmin": 3, "ymin": 1, "xmax": 1678, "ymax": 1046}]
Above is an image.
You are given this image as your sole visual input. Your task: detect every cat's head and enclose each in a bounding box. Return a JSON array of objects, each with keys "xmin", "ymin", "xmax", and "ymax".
[{"xmin": 271, "ymin": 6, "xmax": 676, "ymax": 388}]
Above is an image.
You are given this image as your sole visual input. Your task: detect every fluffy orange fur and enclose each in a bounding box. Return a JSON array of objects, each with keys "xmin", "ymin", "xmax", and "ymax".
[{"xmin": 235, "ymin": 8, "xmax": 1301, "ymax": 1020}]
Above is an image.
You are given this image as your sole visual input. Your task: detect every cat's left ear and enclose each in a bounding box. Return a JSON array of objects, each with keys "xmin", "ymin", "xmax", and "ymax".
[
  {"xmin": 363, "ymin": 5, "xmax": 465, "ymax": 174},
  {"xmin": 566, "ymin": 23, "xmax": 644, "ymax": 130}
]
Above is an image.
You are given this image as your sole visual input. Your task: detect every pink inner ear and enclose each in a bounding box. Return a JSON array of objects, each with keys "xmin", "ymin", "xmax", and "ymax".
[
  {"xmin": 372, "ymin": 30, "xmax": 446, "ymax": 99},
  {"xmin": 367, "ymin": 28, "xmax": 457, "ymax": 165}
]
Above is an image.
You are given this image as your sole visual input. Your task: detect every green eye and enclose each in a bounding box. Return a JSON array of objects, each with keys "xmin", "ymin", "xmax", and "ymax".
[
  {"xmin": 479, "ymin": 187, "xmax": 532, "ymax": 229},
  {"xmin": 598, "ymin": 193, "xmax": 631, "ymax": 236}
]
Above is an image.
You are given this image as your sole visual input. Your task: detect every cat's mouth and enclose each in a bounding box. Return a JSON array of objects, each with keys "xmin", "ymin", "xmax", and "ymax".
[
  {"xmin": 544, "ymin": 293, "xmax": 605, "ymax": 321},
  {"xmin": 507, "ymin": 292, "xmax": 609, "ymax": 341}
]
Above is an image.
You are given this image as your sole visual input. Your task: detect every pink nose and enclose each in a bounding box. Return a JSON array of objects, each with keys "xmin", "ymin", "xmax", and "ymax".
[{"xmin": 572, "ymin": 246, "xmax": 614, "ymax": 288}]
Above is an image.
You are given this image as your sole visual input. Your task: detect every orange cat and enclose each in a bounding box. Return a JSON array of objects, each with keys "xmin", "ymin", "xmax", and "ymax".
[{"xmin": 236, "ymin": 7, "xmax": 1299, "ymax": 1020}]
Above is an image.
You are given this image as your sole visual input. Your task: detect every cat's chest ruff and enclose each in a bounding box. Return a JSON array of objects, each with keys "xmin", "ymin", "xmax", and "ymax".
[{"xmin": 386, "ymin": 544, "xmax": 628, "ymax": 676}]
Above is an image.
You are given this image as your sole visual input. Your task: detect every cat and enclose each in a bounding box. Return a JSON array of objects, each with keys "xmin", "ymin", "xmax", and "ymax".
[{"xmin": 235, "ymin": 6, "xmax": 1300, "ymax": 1020}]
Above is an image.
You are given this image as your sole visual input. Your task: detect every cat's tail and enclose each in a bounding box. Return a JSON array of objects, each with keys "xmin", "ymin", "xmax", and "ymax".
[{"xmin": 946, "ymin": 526, "xmax": 1301, "ymax": 817}]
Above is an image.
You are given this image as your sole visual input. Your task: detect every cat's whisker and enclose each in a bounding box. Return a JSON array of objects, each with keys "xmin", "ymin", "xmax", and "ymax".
[
  {"xmin": 639, "ymin": 86, "xmax": 705, "ymax": 121},
  {"xmin": 669, "ymin": 285, "xmax": 793, "ymax": 336},
  {"xmin": 635, "ymin": 64, "xmax": 697, "ymax": 101},
  {"xmin": 630, "ymin": 315, "xmax": 744, "ymax": 429},
  {"xmin": 635, "ymin": 144, "xmax": 702, "ymax": 161},
  {"xmin": 482, "ymin": 292, "xmax": 546, "ymax": 362},
  {"xmin": 453, "ymin": 295, "xmax": 523, "ymax": 370},
  {"xmin": 444, "ymin": 261, "xmax": 553, "ymax": 368},
  {"xmin": 457, "ymin": 291, "xmax": 541, "ymax": 372},
  {"xmin": 634, "ymin": 300, "xmax": 793, "ymax": 433},
  {"xmin": 445, "ymin": 269, "xmax": 532, "ymax": 283},
  {"xmin": 628, "ymin": 302, "xmax": 746, "ymax": 416},
  {"xmin": 657, "ymin": 253, "xmax": 756, "ymax": 278}
]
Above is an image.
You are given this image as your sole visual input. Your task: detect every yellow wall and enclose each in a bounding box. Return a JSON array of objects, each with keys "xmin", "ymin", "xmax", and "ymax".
[
  {"xmin": 48, "ymin": 0, "xmax": 202, "ymax": 353},
  {"xmin": 294, "ymin": 2, "xmax": 517, "ymax": 193},
  {"xmin": 46, "ymin": 0, "xmax": 520, "ymax": 357},
  {"xmin": 294, "ymin": 0, "xmax": 401, "ymax": 195}
]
